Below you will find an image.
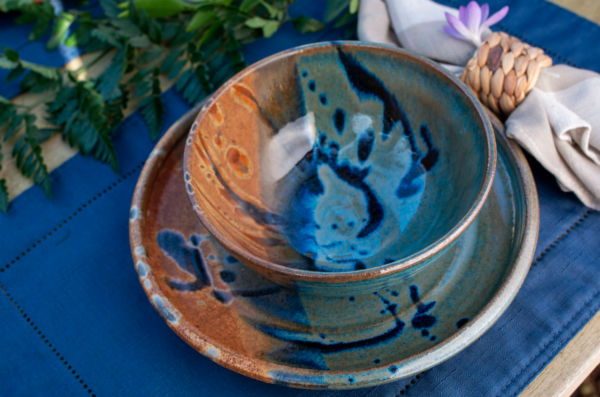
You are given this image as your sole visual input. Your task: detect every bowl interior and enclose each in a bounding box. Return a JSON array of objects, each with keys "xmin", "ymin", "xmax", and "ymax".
[{"xmin": 185, "ymin": 42, "xmax": 492, "ymax": 273}]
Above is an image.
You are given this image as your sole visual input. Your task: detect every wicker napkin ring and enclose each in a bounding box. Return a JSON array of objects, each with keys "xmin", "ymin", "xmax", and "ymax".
[{"xmin": 460, "ymin": 32, "xmax": 553, "ymax": 118}]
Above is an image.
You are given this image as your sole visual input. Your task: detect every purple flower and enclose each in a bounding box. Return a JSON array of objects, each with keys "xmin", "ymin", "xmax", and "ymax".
[{"xmin": 444, "ymin": 2, "xmax": 509, "ymax": 46}]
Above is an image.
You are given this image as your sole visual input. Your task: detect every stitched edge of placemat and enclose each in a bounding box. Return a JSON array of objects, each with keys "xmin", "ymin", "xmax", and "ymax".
[
  {"xmin": 0, "ymin": 162, "xmax": 145, "ymax": 273},
  {"xmin": 396, "ymin": 373, "xmax": 425, "ymax": 395},
  {"xmin": 498, "ymin": 276, "xmax": 600, "ymax": 396},
  {"xmin": 530, "ymin": 210, "xmax": 593, "ymax": 268},
  {"xmin": 0, "ymin": 282, "xmax": 97, "ymax": 396},
  {"xmin": 402, "ymin": 208, "xmax": 595, "ymax": 396}
]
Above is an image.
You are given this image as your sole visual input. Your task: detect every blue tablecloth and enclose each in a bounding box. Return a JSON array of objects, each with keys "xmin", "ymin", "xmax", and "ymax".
[{"xmin": 1, "ymin": 1, "xmax": 599, "ymax": 396}]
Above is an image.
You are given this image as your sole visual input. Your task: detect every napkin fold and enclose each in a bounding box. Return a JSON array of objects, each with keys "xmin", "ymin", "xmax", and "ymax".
[{"xmin": 358, "ymin": 0, "xmax": 600, "ymax": 210}]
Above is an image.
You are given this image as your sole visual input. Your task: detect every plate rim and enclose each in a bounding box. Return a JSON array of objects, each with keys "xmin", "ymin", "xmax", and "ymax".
[{"xmin": 129, "ymin": 104, "xmax": 539, "ymax": 390}]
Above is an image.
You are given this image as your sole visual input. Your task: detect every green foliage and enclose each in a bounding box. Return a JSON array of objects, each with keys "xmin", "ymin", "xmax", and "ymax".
[
  {"xmin": 9, "ymin": 0, "xmax": 56, "ymax": 41},
  {"xmin": 13, "ymin": 114, "xmax": 52, "ymax": 198},
  {"xmin": 324, "ymin": 0, "xmax": 349, "ymax": 22},
  {"xmin": 0, "ymin": 0, "xmax": 356, "ymax": 213},
  {"xmin": 323, "ymin": 0, "xmax": 360, "ymax": 26},
  {"xmin": 47, "ymin": 12, "xmax": 76, "ymax": 50},
  {"xmin": 0, "ymin": 46, "xmax": 60, "ymax": 82},
  {"xmin": 292, "ymin": 16, "xmax": 325, "ymax": 33},
  {"xmin": 118, "ymin": 0, "xmax": 192, "ymax": 19},
  {"xmin": 0, "ymin": 56, "xmax": 19, "ymax": 69},
  {"xmin": 0, "ymin": 105, "xmax": 52, "ymax": 200},
  {"xmin": 333, "ymin": 10, "xmax": 356, "ymax": 28},
  {"xmin": 96, "ymin": 49, "xmax": 125, "ymax": 99},
  {"xmin": 46, "ymin": 82, "xmax": 120, "ymax": 172},
  {"xmin": 100, "ymin": 0, "xmax": 121, "ymax": 18},
  {"xmin": 245, "ymin": 16, "xmax": 279, "ymax": 38},
  {"xmin": 0, "ymin": 179, "xmax": 8, "ymax": 213},
  {"xmin": 140, "ymin": 68, "xmax": 164, "ymax": 141},
  {"xmin": 187, "ymin": 10, "xmax": 216, "ymax": 32},
  {"xmin": 20, "ymin": 70, "xmax": 61, "ymax": 93}
]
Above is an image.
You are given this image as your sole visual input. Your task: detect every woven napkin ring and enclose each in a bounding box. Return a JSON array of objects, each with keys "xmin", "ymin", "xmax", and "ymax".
[{"xmin": 460, "ymin": 31, "xmax": 553, "ymax": 118}]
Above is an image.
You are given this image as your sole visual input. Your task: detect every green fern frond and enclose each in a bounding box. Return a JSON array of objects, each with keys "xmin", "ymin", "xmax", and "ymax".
[
  {"xmin": 0, "ymin": 178, "xmax": 8, "ymax": 213},
  {"xmin": 11, "ymin": 114, "xmax": 51, "ymax": 198},
  {"xmin": 104, "ymin": 85, "xmax": 129, "ymax": 133},
  {"xmin": 94, "ymin": 130, "xmax": 119, "ymax": 172},
  {"xmin": 47, "ymin": 82, "xmax": 120, "ymax": 171},
  {"xmin": 96, "ymin": 49, "xmax": 126, "ymax": 99},
  {"xmin": 140, "ymin": 68, "xmax": 164, "ymax": 141}
]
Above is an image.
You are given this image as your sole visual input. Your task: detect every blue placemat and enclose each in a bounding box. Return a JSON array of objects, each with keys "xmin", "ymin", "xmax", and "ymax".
[{"xmin": 1, "ymin": 1, "xmax": 599, "ymax": 396}]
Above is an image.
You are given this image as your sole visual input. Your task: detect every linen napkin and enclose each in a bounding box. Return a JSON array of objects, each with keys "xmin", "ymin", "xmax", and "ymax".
[{"xmin": 358, "ymin": 0, "xmax": 600, "ymax": 210}]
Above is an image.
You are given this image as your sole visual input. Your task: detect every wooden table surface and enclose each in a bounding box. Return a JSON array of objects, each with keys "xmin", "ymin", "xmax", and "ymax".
[{"xmin": 1, "ymin": 1, "xmax": 598, "ymax": 396}]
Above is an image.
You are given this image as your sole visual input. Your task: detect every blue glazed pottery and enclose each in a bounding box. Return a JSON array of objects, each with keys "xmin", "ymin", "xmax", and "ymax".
[
  {"xmin": 183, "ymin": 42, "xmax": 496, "ymax": 295},
  {"xmin": 129, "ymin": 104, "xmax": 538, "ymax": 389}
]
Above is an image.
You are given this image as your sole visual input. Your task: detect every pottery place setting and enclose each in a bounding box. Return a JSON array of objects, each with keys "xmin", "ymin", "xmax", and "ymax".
[{"xmin": 129, "ymin": 41, "xmax": 538, "ymax": 389}]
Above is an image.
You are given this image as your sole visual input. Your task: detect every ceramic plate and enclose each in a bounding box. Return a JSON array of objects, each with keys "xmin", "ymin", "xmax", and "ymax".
[{"xmin": 129, "ymin": 103, "xmax": 538, "ymax": 389}]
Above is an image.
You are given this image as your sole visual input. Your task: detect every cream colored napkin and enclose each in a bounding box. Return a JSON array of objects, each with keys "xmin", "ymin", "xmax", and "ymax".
[{"xmin": 358, "ymin": 0, "xmax": 600, "ymax": 210}]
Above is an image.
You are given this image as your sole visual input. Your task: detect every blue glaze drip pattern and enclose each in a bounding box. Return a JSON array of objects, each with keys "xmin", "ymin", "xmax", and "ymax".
[
  {"xmin": 157, "ymin": 230, "xmax": 210, "ymax": 291},
  {"xmin": 253, "ymin": 284, "xmax": 438, "ymax": 364},
  {"xmin": 409, "ymin": 285, "xmax": 438, "ymax": 340},
  {"xmin": 220, "ymin": 270, "xmax": 236, "ymax": 283},
  {"xmin": 319, "ymin": 93, "xmax": 327, "ymax": 105},
  {"xmin": 158, "ymin": 230, "xmax": 287, "ymax": 304},
  {"xmin": 157, "ymin": 230, "xmax": 312, "ymax": 332},
  {"xmin": 160, "ymin": 220, "xmax": 478, "ymax": 369},
  {"xmin": 157, "ymin": 198, "xmax": 500, "ymax": 372},
  {"xmin": 279, "ymin": 49, "xmax": 440, "ymax": 272},
  {"xmin": 456, "ymin": 318, "xmax": 469, "ymax": 329},
  {"xmin": 357, "ymin": 130, "xmax": 375, "ymax": 163},
  {"xmin": 333, "ymin": 108, "xmax": 345, "ymax": 134},
  {"xmin": 256, "ymin": 316, "xmax": 406, "ymax": 354}
]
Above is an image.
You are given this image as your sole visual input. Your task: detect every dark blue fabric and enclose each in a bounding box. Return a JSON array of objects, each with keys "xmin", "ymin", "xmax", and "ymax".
[{"xmin": 0, "ymin": 1, "xmax": 599, "ymax": 396}]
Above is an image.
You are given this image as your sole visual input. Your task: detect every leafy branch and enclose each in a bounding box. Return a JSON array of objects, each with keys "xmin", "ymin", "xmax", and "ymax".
[{"xmin": 0, "ymin": 0, "xmax": 354, "ymax": 213}]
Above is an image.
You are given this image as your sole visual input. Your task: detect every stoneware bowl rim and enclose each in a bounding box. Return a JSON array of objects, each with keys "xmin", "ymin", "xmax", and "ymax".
[{"xmin": 183, "ymin": 41, "xmax": 497, "ymax": 283}]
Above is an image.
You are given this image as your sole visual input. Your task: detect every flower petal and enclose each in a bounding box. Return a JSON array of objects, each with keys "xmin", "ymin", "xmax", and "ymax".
[
  {"xmin": 443, "ymin": 25, "xmax": 469, "ymax": 41},
  {"xmin": 445, "ymin": 12, "xmax": 471, "ymax": 39},
  {"xmin": 459, "ymin": 6, "xmax": 467, "ymax": 24},
  {"xmin": 480, "ymin": 4, "xmax": 489, "ymax": 26},
  {"xmin": 466, "ymin": 1, "xmax": 482, "ymax": 31},
  {"xmin": 482, "ymin": 6, "xmax": 509, "ymax": 28}
]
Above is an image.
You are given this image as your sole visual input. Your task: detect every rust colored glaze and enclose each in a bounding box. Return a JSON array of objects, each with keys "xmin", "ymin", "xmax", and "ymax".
[
  {"xmin": 183, "ymin": 42, "xmax": 498, "ymax": 295},
  {"xmin": 129, "ymin": 97, "xmax": 538, "ymax": 389}
]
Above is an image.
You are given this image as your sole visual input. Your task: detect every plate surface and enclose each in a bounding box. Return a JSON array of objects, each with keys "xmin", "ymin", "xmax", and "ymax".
[{"xmin": 129, "ymin": 104, "xmax": 538, "ymax": 389}]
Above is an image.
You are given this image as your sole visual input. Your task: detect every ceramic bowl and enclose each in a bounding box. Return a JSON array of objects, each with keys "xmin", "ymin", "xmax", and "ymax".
[{"xmin": 184, "ymin": 41, "xmax": 496, "ymax": 295}]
